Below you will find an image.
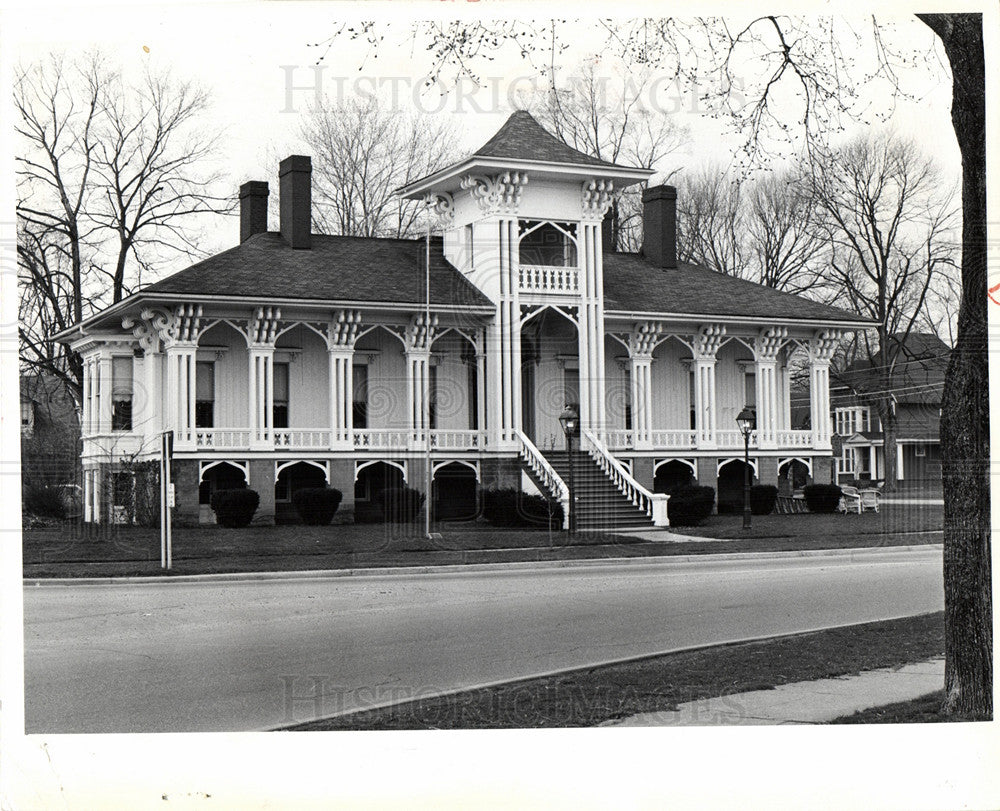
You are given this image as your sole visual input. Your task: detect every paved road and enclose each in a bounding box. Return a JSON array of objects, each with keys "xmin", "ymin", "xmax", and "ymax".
[{"xmin": 23, "ymin": 547, "xmax": 943, "ymax": 733}]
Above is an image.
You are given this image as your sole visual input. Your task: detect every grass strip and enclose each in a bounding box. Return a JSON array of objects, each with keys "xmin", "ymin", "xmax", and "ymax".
[
  {"xmin": 829, "ymin": 691, "xmax": 988, "ymax": 723},
  {"xmin": 281, "ymin": 612, "xmax": 944, "ymax": 731}
]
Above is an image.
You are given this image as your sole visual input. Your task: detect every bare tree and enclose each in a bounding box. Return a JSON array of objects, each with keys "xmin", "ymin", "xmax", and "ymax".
[
  {"xmin": 675, "ymin": 166, "xmax": 744, "ymax": 275},
  {"xmin": 809, "ymin": 132, "xmax": 958, "ymax": 491},
  {"xmin": 299, "ymin": 97, "xmax": 459, "ymax": 238},
  {"xmin": 91, "ymin": 68, "xmax": 229, "ymax": 302},
  {"xmin": 16, "ymin": 52, "xmax": 228, "ymax": 398},
  {"xmin": 320, "ymin": 12, "xmax": 989, "ymax": 717},
  {"xmin": 744, "ymin": 170, "xmax": 829, "ymax": 295}
]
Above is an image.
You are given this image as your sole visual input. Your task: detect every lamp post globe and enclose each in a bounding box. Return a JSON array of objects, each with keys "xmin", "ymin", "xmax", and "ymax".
[
  {"xmin": 736, "ymin": 406, "xmax": 756, "ymax": 531},
  {"xmin": 558, "ymin": 405, "xmax": 579, "ymax": 535}
]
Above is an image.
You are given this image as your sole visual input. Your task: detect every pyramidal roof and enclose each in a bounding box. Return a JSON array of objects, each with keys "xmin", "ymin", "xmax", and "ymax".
[{"xmin": 471, "ymin": 110, "xmax": 626, "ymax": 169}]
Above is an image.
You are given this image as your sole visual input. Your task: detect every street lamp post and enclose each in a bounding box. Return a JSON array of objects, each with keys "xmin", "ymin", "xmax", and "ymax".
[
  {"xmin": 558, "ymin": 405, "xmax": 579, "ymax": 536},
  {"xmin": 736, "ymin": 406, "xmax": 757, "ymax": 532}
]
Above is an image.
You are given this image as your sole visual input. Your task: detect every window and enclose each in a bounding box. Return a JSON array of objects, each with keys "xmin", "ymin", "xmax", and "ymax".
[
  {"xmin": 744, "ymin": 370, "xmax": 756, "ymax": 408},
  {"xmin": 835, "ymin": 407, "xmax": 870, "ymax": 436},
  {"xmin": 688, "ymin": 370, "xmax": 696, "ymax": 430},
  {"xmin": 111, "ymin": 356, "xmax": 133, "ymax": 431},
  {"xmin": 353, "ymin": 364, "xmax": 368, "ymax": 429},
  {"xmin": 195, "ymin": 361, "xmax": 215, "ymax": 428},
  {"xmin": 915, "ymin": 444, "xmax": 927, "ymax": 457},
  {"xmin": 428, "ymin": 365, "xmax": 438, "ymax": 430},
  {"xmin": 273, "ymin": 363, "xmax": 289, "ymax": 429},
  {"xmin": 20, "ymin": 400, "xmax": 34, "ymax": 436}
]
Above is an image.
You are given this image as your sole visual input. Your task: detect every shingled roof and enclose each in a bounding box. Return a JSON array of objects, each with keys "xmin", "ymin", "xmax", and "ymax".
[
  {"xmin": 601, "ymin": 251, "xmax": 870, "ymax": 323},
  {"xmin": 142, "ymin": 233, "xmax": 493, "ymax": 309},
  {"xmin": 471, "ymin": 110, "xmax": 629, "ymax": 169},
  {"xmin": 837, "ymin": 332, "xmax": 949, "ymax": 404}
]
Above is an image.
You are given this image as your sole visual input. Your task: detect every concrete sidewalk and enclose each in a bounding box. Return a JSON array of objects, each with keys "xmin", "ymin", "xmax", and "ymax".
[{"xmin": 602, "ymin": 657, "xmax": 944, "ymax": 726}]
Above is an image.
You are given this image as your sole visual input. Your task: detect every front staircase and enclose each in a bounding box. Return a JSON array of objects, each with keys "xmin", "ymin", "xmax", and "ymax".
[{"xmin": 538, "ymin": 449, "xmax": 656, "ymax": 530}]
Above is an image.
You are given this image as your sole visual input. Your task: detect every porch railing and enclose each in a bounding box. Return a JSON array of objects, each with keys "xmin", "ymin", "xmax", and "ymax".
[
  {"xmin": 428, "ymin": 429, "xmax": 487, "ymax": 450},
  {"xmin": 352, "ymin": 429, "xmax": 411, "ymax": 450},
  {"xmin": 716, "ymin": 429, "xmax": 759, "ymax": 449},
  {"xmin": 274, "ymin": 429, "xmax": 332, "ymax": 449},
  {"xmin": 649, "ymin": 429, "xmax": 698, "ymax": 448},
  {"xmin": 775, "ymin": 430, "xmax": 813, "ymax": 448},
  {"xmin": 517, "ymin": 430, "xmax": 570, "ymax": 530},
  {"xmin": 603, "ymin": 430, "xmax": 633, "ymax": 450},
  {"xmin": 582, "ymin": 429, "xmax": 669, "ymax": 527},
  {"xmin": 194, "ymin": 429, "xmax": 252, "ymax": 449},
  {"xmin": 518, "ymin": 264, "xmax": 580, "ymax": 295}
]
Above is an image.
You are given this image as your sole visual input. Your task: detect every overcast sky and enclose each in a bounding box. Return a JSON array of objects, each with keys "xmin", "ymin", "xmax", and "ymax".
[{"xmin": 11, "ymin": 3, "xmax": 962, "ymax": 261}]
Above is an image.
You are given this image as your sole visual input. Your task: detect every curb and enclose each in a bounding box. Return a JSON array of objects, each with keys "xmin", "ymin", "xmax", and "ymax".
[{"xmin": 25, "ymin": 543, "xmax": 943, "ymax": 587}]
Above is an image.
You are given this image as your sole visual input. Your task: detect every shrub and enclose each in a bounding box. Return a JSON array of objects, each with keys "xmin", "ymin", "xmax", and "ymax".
[
  {"xmin": 667, "ymin": 485, "xmax": 715, "ymax": 526},
  {"xmin": 750, "ymin": 484, "xmax": 778, "ymax": 516},
  {"xmin": 379, "ymin": 486, "xmax": 425, "ymax": 523},
  {"xmin": 482, "ymin": 489, "xmax": 564, "ymax": 529},
  {"xmin": 210, "ymin": 488, "xmax": 260, "ymax": 528},
  {"xmin": 292, "ymin": 487, "xmax": 343, "ymax": 525},
  {"xmin": 802, "ymin": 483, "xmax": 843, "ymax": 513},
  {"xmin": 23, "ymin": 484, "xmax": 67, "ymax": 519}
]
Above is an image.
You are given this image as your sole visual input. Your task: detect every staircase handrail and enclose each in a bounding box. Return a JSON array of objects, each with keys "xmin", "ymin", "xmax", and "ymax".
[
  {"xmin": 582, "ymin": 429, "xmax": 670, "ymax": 527},
  {"xmin": 516, "ymin": 430, "xmax": 571, "ymax": 530}
]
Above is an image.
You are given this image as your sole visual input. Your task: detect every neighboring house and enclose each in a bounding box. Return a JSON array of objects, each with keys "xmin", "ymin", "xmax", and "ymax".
[
  {"xmin": 20, "ymin": 373, "xmax": 81, "ymax": 489},
  {"xmin": 54, "ymin": 111, "xmax": 870, "ymax": 527},
  {"xmin": 830, "ymin": 333, "xmax": 948, "ymax": 484}
]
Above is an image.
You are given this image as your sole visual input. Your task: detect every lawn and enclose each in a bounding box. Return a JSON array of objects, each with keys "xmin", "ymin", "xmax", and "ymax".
[
  {"xmin": 829, "ymin": 691, "xmax": 983, "ymax": 723},
  {"xmin": 669, "ymin": 503, "xmax": 942, "ymax": 541},
  {"xmin": 282, "ymin": 612, "xmax": 945, "ymax": 730},
  {"xmin": 21, "ymin": 504, "xmax": 944, "ymax": 578}
]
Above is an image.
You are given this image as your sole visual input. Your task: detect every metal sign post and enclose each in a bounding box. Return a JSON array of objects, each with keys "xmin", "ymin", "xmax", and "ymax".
[{"xmin": 160, "ymin": 430, "xmax": 174, "ymax": 569}]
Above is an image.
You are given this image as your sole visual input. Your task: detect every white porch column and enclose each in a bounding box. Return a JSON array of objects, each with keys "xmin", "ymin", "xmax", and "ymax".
[
  {"xmin": 326, "ymin": 309, "xmax": 361, "ymax": 449},
  {"xmin": 754, "ymin": 327, "xmax": 787, "ymax": 448},
  {"xmin": 404, "ymin": 312, "xmax": 439, "ymax": 450},
  {"xmin": 808, "ymin": 330, "xmax": 840, "ymax": 450},
  {"xmin": 81, "ymin": 358, "xmax": 92, "ymax": 435},
  {"xmin": 83, "ymin": 469, "xmax": 93, "ymax": 523},
  {"xmin": 91, "ymin": 468, "xmax": 102, "ymax": 524},
  {"xmin": 248, "ymin": 347, "xmax": 274, "ymax": 450},
  {"xmin": 96, "ymin": 352, "xmax": 113, "ymax": 434},
  {"xmin": 626, "ymin": 322, "xmax": 663, "ymax": 450},
  {"xmin": 142, "ymin": 349, "xmax": 162, "ymax": 438},
  {"xmin": 896, "ymin": 443, "xmax": 904, "ymax": 481},
  {"xmin": 406, "ymin": 349, "xmax": 431, "ymax": 449},
  {"xmin": 328, "ymin": 350, "xmax": 354, "ymax": 448},
  {"xmin": 166, "ymin": 344, "xmax": 197, "ymax": 448},
  {"xmin": 578, "ymin": 220, "xmax": 606, "ymax": 434},
  {"xmin": 498, "ymin": 216, "xmax": 521, "ymax": 449},
  {"xmin": 245, "ymin": 306, "xmax": 282, "ymax": 450},
  {"xmin": 690, "ymin": 325, "xmax": 726, "ymax": 449}
]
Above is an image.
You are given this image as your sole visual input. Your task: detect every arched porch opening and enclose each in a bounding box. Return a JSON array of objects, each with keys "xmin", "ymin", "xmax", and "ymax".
[
  {"xmin": 354, "ymin": 461, "xmax": 405, "ymax": 523},
  {"xmin": 653, "ymin": 460, "xmax": 696, "ymax": 494},
  {"xmin": 717, "ymin": 459, "xmax": 755, "ymax": 514},
  {"xmin": 275, "ymin": 461, "xmax": 328, "ymax": 524},
  {"xmin": 432, "ymin": 461, "xmax": 479, "ymax": 521},
  {"xmin": 198, "ymin": 461, "xmax": 248, "ymax": 524}
]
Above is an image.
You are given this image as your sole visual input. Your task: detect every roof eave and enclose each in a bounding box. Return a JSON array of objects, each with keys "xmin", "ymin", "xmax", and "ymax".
[{"xmin": 397, "ymin": 156, "xmax": 653, "ymax": 199}]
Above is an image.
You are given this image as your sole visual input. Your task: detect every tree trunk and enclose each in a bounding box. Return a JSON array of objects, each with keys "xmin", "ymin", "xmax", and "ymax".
[{"xmin": 917, "ymin": 12, "xmax": 991, "ymax": 719}]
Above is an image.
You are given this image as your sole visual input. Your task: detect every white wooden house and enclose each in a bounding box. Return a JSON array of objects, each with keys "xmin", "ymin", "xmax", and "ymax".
[{"xmin": 56, "ymin": 111, "xmax": 870, "ymax": 527}]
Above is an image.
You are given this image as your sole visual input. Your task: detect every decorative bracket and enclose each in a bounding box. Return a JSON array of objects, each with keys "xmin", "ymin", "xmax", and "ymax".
[
  {"xmin": 689, "ymin": 324, "xmax": 727, "ymax": 360},
  {"xmin": 460, "ymin": 172, "xmax": 528, "ymax": 215},
  {"xmin": 754, "ymin": 326, "xmax": 788, "ymax": 362},
  {"xmin": 628, "ymin": 321, "xmax": 665, "ymax": 360},
  {"xmin": 405, "ymin": 313, "xmax": 441, "ymax": 353},
  {"xmin": 424, "ymin": 192, "xmax": 455, "ymax": 227},
  {"xmin": 808, "ymin": 329, "xmax": 842, "ymax": 363},
  {"xmin": 581, "ymin": 178, "xmax": 617, "ymax": 221}
]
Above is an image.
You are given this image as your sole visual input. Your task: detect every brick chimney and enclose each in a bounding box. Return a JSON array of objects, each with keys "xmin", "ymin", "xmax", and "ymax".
[
  {"xmin": 279, "ymin": 155, "xmax": 312, "ymax": 249},
  {"xmin": 239, "ymin": 181, "xmax": 269, "ymax": 243},
  {"xmin": 641, "ymin": 184, "xmax": 677, "ymax": 269}
]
